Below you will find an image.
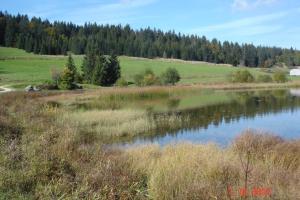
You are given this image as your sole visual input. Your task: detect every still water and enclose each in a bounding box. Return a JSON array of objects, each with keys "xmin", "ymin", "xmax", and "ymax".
[{"xmin": 120, "ymin": 89, "xmax": 300, "ymax": 147}]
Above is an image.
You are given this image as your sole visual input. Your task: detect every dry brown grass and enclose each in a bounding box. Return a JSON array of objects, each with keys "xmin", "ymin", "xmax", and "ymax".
[
  {"xmin": 0, "ymin": 92, "xmax": 147, "ymax": 199},
  {"xmin": 126, "ymin": 131, "xmax": 300, "ymax": 200},
  {"xmin": 63, "ymin": 109, "xmax": 190, "ymax": 141},
  {"xmin": 1, "ymin": 92, "xmax": 299, "ymax": 199}
]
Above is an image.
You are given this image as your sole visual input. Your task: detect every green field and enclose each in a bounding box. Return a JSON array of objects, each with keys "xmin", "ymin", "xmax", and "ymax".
[{"xmin": 0, "ymin": 47, "xmax": 282, "ymax": 88}]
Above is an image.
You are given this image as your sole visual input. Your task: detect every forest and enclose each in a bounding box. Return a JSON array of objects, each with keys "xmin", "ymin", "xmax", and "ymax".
[{"xmin": 1, "ymin": 11, "xmax": 300, "ymax": 68}]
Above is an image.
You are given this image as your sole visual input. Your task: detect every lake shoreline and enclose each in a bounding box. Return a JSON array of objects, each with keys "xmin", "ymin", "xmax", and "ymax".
[{"xmin": 37, "ymin": 81, "xmax": 300, "ymax": 102}]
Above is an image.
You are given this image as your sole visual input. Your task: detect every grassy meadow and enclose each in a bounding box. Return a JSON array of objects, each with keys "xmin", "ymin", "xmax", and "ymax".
[{"xmin": 0, "ymin": 47, "xmax": 277, "ymax": 88}]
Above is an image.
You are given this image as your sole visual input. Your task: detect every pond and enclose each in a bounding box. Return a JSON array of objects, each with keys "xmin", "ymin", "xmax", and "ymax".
[{"xmin": 116, "ymin": 88, "xmax": 300, "ymax": 147}]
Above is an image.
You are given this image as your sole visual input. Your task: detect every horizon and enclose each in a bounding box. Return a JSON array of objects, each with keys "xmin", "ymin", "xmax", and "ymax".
[{"xmin": 2, "ymin": 0, "xmax": 300, "ymax": 49}]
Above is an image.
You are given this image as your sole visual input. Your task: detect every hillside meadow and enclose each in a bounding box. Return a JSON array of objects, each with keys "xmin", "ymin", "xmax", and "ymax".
[{"xmin": 0, "ymin": 47, "xmax": 276, "ymax": 88}]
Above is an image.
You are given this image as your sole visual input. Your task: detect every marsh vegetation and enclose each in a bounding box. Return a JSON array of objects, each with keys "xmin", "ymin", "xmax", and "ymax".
[{"xmin": 1, "ymin": 87, "xmax": 299, "ymax": 199}]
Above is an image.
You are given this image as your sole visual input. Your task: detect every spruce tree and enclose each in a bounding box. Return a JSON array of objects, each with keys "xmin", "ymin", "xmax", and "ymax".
[
  {"xmin": 92, "ymin": 55, "xmax": 105, "ymax": 85},
  {"xmin": 66, "ymin": 54, "xmax": 77, "ymax": 73},
  {"xmin": 107, "ymin": 54, "xmax": 121, "ymax": 85}
]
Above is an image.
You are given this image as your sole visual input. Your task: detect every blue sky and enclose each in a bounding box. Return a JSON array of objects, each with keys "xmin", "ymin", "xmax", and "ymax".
[{"xmin": 2, "ymin": 0, "xmax": 300, "ymax": 48}]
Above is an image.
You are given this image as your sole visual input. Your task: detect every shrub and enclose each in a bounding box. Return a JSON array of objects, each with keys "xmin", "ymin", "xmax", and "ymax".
[
  {"xmin": 256, "ymin": 74, "xmax": 273, "ymax": 83},
  {"xmin": 273, "ymin": 71, "xmax": 288, "ymax": 83},
  {"xmin": 143, "ymin": 74, "xmax": 161, "ymax": 86},
  {"xmin": 59, "ymin": 67, "xmax": 76, "ymax": 90},
  {"xmin": 38, "ymin": 81, "xmax": 59, "ymax": 90},
  {"xmin": 144, "ymin": 68, "xmax": 155, "ymax": 76},
  {"xmin": 262, "ymin": 59, "xmax": 275, "ymax": 68},
  {"xmin": 134, "ymin": 68, "xmax": 160, "ymax": 86},
  {"xmin": 229, "ymin": 70, "xmax": 255, "ymax": 83},
  {"xmin": 116, "ymin": 77, "xmax": 128, "ymax": 87},
  {"xmin": 50, "ymin": 68, "xmax": 61, "ymax": 86},
  {"xmin": 161, "ymin": 68, "xmax": 181, "ymax": 85},
  {"xmin": 134, "ymin": 74, "xmax": 144, "ymax": 86}
]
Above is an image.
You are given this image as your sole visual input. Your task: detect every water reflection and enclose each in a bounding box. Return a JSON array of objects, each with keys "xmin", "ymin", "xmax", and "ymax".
[
  {"xmin": 290, "ymin": 89, "xmax": 300, "ymax": 97},
  {"xmin": 121, "ymin": 89, "xmax": 300, "ymax": 147}
]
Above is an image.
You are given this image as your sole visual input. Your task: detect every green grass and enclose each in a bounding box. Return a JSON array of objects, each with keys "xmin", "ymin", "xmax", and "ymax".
[
  {"xmin": 0, "ymin": 47, "xmax": 37, "ymax": 57},
  {"xmin": 120, "ymin": 57, "xmax": 268, "ymax": 84},
  {"xmin": 0, "ymin": 47, "xmax": 83, "ymax": 87},
  {"xmin": 0, "ymin": 47, "xmax": 272, "ymax": 87}
]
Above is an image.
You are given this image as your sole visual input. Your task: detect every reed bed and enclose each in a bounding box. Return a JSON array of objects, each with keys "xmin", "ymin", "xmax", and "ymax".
[{"xmin": 0, "ymin": 92, "xmax": 299, "ymax": 199}]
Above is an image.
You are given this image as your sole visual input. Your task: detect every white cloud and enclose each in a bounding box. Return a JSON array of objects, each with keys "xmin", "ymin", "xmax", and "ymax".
[{"xmin": 232, "ymin": 0, "xmax": 278, "ymax": 10}]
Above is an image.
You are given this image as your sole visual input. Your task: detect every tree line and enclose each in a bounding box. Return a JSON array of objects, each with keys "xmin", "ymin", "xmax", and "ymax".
[
  {"xmin": 53, "ymin": 52, "xmax": 121, "ymax": 89},
  {"xmin": 1, "ymin": 11, "xmax": 300, "ymax": 67}
]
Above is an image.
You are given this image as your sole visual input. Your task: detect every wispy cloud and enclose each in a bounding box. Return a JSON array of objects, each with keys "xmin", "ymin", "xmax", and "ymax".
[
  {"xmin": 232, "ymin": 0, "xmax": 278, "ymax": 10},
  {"xmin": 190, "ymin": 11, "xmax": 286, "ymax": 35},
  {"xmin": 233, "ymin": 25, "xmax": 282, "ymax": 36},
  {"xmin": 28, "ymin": 0, "xmax": 158, "ymax": 24},
  {"xmin": 70, "ymin": 0, "xmax": 157, "ymax": 24},
  {"xmin": 101, "ymin": 0, "xmax": 157, "ymax": 10}
]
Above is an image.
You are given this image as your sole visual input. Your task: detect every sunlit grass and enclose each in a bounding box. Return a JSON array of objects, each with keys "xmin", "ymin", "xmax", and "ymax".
[
  {"xmin": 126, "ymin": 131, "xmax": 300, "ymax": 199},
  {"xmin": 1, "ymin": 47, "xmax": 274, "ymax": 87}
]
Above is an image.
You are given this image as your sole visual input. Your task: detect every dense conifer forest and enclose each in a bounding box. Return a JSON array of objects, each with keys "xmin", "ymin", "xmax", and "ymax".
[{"xmin": 1, "ymin": 11, "xmax": 300, "ymax": 67}]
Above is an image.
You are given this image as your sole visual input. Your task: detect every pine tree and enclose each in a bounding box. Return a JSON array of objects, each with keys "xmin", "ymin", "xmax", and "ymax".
[
  {"xmin": 0, "ymin": 12, "xmax": 6, "ymax": 45},
  {"xmin": 106, "ymin": 54, "xmax": 121, "ymax": 85},
  {"xmin": 92, "ymin": 55, "xmax": 105, "ymax": 85},
  {"xmin": 66, "ymin": 54, "xmax": 77, "ymax": 75}
]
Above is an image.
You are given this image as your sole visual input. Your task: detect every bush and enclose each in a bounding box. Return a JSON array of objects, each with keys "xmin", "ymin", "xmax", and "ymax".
[
  {"xmin": 229, "ymin": 70, "xmax": 255, "ymax": 83},
  {"xmin": 116, "ymin": 77, "xmax": 128, "ymax": 87},
  {"xmin": 51, "ymin": 68, "xmax": 61, "ymax": 86},
  {"xmin": 256, "ymin": 74, "xmax": 273, "ymax": 83},
  {"xmin": 262, "ymin": 59, "xmax": 275, "ymax": 68},
  {"xmin": 38, "ymin": 81, "xmax": 59, "ymax": 90},
  {"xmin": 134, "ymin": 68, "xmax": 160, "ymax": 86},
  {"xmin": 143, "ymin": 74, "xmax": 161, "ymax": 86},
  {"xmin": 161, "ymin": 68, "xmax": 181, "ymax": 85},
  {"xmin": 134, "ymin": 74, "xmax": 144, "ymax": 86},
  {"xmin": 59, "ymin": 68, "xmax": 76, "ymax": 90},
  {"xmin": 273, "ymin": 71, "xmax": 288, "ymax": 83}
]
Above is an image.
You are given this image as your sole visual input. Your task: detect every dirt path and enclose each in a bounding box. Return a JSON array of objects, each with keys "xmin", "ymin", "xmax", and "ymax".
[{"xmin": 0, "ymin": 85, "xmax": 14, "ymax": 93}]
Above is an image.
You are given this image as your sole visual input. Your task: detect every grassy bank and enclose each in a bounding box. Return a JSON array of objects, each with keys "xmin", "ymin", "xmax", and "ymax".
[
  {"xmin": 0, "ymin": 92, "xmax": 299, "ymax": 199},
  {"xmin": 0, "ymin": 47, "xmax": 277, "ymax": 87},
  {"xmin": 41, "ymin": 81, "xmax": 300, "ymax": 110}
]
